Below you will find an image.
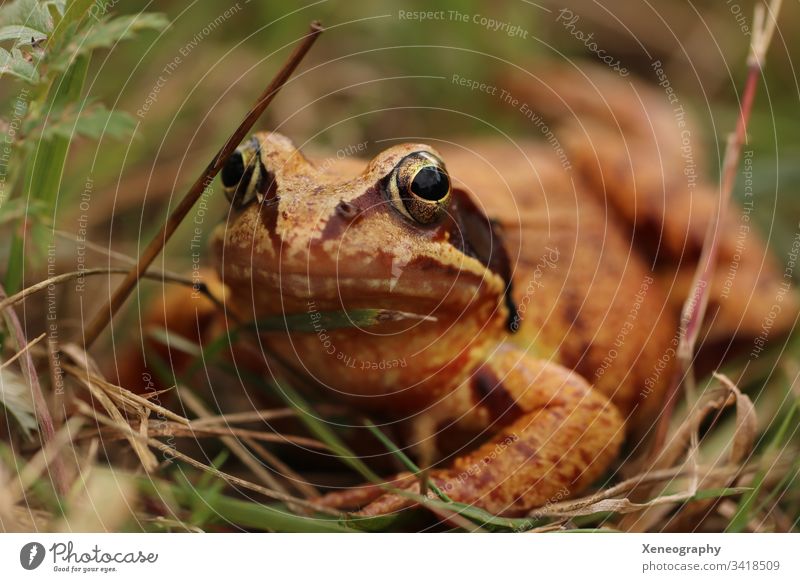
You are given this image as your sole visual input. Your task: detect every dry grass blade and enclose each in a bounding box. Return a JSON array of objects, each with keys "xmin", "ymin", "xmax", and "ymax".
[
  {"xmin": 187, "ymin": 408, "xmax": 298, "ymax": 427},
  {"xmin": 68, "ymin": 369, "xmax": 159, "ymax": 473},
  {"xmin": 532, "ymin": 489, "xmax": 745, "ymax": 519},
  {"xmin": 0, "ymin": 332, "xmax": 45, "ymax": 371},
  {"xmin": 73, "ymin": 400, "xmax": 340, "ymax": 516},
  {"xmin": 90, "ymin": 421, "xmax": 329, "ymax": 450},
  {"xmin": 0, "ymin": 283, "xmax": 68, "ymax": 495},
  {"xmin": 715, "ymin": 374, "xmax": 758, "ymax": 465},
  {"xmin": 177, "ymin": 387, "xmax": 318, "ymax": 500},
  {"xmin": 2, "ymin": 417, "xmax": 85, "ymax": 505},
  {"xmin": 527, "ymin": 464, "xmax": 746, "ymax": 522},
  {"xmin": 620, "ymin": 377, "xmax": 756, "ymax": 531},
  {"xmin": 61, "ymin": 371, "xmax": 328, "ymax": 450},
  {"xmin": 0, "ymin": 268, "xmax": 218, "ymax": 315},
  {"xmin": 178, "ymin": 387, "xmax": 293, "ymax": 497},
  {"xmin": 652, "ymin": 0, "xmax": 783, "ymax": 453},
  {"xmin": 63, "ymin": 362, "xmax": 189, "ymax": 426}
]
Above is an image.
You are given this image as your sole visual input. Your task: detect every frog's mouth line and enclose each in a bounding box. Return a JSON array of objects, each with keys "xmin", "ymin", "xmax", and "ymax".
[{"xmin": 221, "ymin": 265, "xmax": 513, "ymax": 339}]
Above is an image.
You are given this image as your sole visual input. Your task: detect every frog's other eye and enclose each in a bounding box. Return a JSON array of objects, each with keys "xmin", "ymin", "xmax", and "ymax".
[
  {"xmin": 385, "ymin": 152, "xmax": 451, "ymax": 225},
  {"xmin": 221, "ymin": 151, "xmax": 246, "ymax": 189},
  {"xmin": 221, "ymin": 139, "xmax": 261, "ymax": 208}
]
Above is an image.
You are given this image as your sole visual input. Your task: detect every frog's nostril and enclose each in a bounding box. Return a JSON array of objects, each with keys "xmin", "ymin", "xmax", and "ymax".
[{"xmin": 221, "ymin": 150, "xmax": 246, "ymax": 188}]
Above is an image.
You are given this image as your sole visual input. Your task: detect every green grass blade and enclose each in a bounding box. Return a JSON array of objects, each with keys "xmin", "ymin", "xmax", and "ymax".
[
  {"xmin": 727, "ymin": 395, "xmax": 798, "ymax": 532},
  {"xmin": 140, "ymin": 479, "xmax": 352, "ymax": 533},
  {"xmin": 267, "ymin": 378, "xmax": 382, "ymax": 483},
  {"xmin": 363, "ymin": 420, "xmax": 452, "ymax": 503}
]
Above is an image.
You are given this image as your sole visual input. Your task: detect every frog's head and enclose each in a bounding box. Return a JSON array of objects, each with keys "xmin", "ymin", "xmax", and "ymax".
[{"xmin": 213, "ymin": 132, "xmax": 516, "ymax": 335}]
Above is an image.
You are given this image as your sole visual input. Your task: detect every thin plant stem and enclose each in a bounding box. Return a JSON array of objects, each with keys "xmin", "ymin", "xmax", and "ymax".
[{"xmin": 81, "ymin": 22, "xmax": 324, "ymax": 348}]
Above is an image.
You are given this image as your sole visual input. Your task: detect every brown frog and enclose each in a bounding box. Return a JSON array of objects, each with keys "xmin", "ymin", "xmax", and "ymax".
[{"xmin": 134, "ymin": 63, "xmax": 796, "ymax": 517}]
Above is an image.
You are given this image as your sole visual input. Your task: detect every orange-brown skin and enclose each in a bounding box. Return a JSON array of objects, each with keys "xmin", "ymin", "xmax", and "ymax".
[
  {"xmin": 500, "ymin": 62, "xmax": 798, "ymax": 346},
  {"xmin": 210, "ymin": 127, "xmax": 674, "ymax": 517},
  {"xmin": 131, "ymin": 62, "xmax": 794, "ymax": 519}
]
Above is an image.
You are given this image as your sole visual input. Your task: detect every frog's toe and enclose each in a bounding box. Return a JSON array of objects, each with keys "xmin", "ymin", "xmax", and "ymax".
[
  {"xmin": 315, "ymin": 473, "xmax": 417, "ymax": 511},
  {"xmin": 359, "ymin": 489, "xmax": 419, "ymax": 516}
]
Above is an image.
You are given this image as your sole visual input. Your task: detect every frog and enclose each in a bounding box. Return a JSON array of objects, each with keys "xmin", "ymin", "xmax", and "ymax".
[{"xmin": 130, "ymin": 62, "xmax": 797, "ymax": 518}]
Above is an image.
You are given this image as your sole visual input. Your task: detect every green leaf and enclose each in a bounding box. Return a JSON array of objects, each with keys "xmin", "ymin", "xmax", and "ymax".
[
  {"xmin": 75, "ymin": 104, "xmax": 136, "ymax": 138},
  {"xmin": 48, "ymin": 12, "xmax": 167, "ymax": 72},
  {"xmin": 7, "ymin": 47, "xmax": 89, "ymax": 292},
  {"xmin": 35, "ymin": 102, "xmax": 137, "ymax": 141},
  {"xmin": 82, "ymin": 13, "xmax": 168, "ymax": 50},
  {"xmin": 25, "ymin": 52, "xmax": 89, "ymax": 203},
  {"xmin": 0, "ymin": 0, "xmax": 53, "ymax": 34},
  {"xmin": 44, "ymin": 0, "xmax": 65, "ymax": 19},
  {"xmin": 0, "ymin": 24, "xmax": 47, "ymax": 44},
  {"xmin": 0, "ymin": 46, "xmax": 38, "ymax": 82}
]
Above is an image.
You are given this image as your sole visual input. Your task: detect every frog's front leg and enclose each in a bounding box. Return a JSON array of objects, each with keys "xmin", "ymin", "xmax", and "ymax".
[{"xmin": 348, "ymin": 344, "xmax": 624, "ymax": 517}]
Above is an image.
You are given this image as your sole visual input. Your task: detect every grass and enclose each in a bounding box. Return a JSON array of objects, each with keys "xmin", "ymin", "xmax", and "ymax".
[
  {"xmin": 1, "ymin": 0, "xmax": 799, "ymax": 533},
  {"xmin": 1, "ymin": 0, "xmax": 166, "ymax": 292}
]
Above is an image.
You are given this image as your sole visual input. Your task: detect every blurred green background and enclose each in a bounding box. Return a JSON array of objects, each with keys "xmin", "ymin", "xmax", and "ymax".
[{"xmin": 4, "ymin": 0, "xmax": 800, "ymax": 279}]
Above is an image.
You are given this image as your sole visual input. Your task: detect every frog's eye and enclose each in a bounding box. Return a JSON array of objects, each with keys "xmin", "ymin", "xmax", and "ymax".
[
  {"xmin": 221, "ymin": 139, "xmax": 261, "ymax": 208},
  {"xmin": 221, "ymin": 151, "xmax": 246, "ymax": 189},
  {"xmin": 385, "ymin": 152, "xmax": 451, "ymax": 225}
]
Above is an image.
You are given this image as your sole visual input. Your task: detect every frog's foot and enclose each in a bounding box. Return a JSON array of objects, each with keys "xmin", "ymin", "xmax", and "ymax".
[
  {"xmin": 358, "ymin": 345, "xmax": 624, "ymax": 517},
  {"xmin": 315, "ymin": 474, "xmax": 416, "ymax": 511}
]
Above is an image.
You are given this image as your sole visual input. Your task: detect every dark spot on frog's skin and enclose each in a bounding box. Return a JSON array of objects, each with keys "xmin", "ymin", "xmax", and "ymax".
[
  {"xmin": 335, "ymin": 199, "xmax": 360, "ymax": 220},
  {"xmin": 471, "ymin": 365, "xmax": 523, "ymax": 424},
  {"xmin": 509, "ymin": 438, "xmax": 537, "ymax": 461},
  {"xmin": 256, "ymin": 162, "xmax": 278, "ymax": 201},
  {"xmin": 405, "ymin": 254, "xmax": 458, "ymax": 274},
  {"xmin": 317, "ymin": 191, "xmax": 375, "ymax": 242},
  {"xmin": 560, "ymin": 288, "xmax": 583, "ymax": 328},
  {"xmin": 577, "ymin": 449, "xmax": 593, "ymax": 469},
  {"xmin": 258, "ymin": 196, "xmax": 283, "ymax": 249}
]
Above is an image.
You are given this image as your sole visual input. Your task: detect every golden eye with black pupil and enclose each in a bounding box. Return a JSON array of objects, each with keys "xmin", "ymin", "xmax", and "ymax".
[
  {"xmin": 385, "ymin": 152, "xmax": 451, "ymax": 225},
  {"xmin": 411, "ymin": 166, "xmax": 449, "ymax": 201}
]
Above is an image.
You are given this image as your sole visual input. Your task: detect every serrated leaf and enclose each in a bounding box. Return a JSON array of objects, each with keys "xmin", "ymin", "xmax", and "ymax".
[
  {"xmin": 36, "ymin": 102, "xmax": 136, "ymax": 141},
  {"xmin": 0, "ymin": 0, "xmax": 53, "ymax": 35},
  {"xmin": 48, "ymin": 12, "xmax": 167, "ymax": 73},
  {"xmin": 0, "ymin": 46, "xmax": 38, "ymax": 82},
  {"xmin": 74, "ymin": 105, "xmax": 137, "ymax": 139},
  {"xmin": 82, "ymin": 13, "xmax": 169, "ymax": 51},
  {"xmin": 0, "ymin": 24, "xmax": 46, "ymax": 44}
]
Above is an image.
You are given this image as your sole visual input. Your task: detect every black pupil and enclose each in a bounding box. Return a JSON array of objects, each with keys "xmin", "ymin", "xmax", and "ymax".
[
  {"xmin": 411, "ymin": 166, "xmax": 449, "ymax": 201},
  {"xmin": 221, "ymin": 151, "xmax": 246, "ymax": 188}
]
